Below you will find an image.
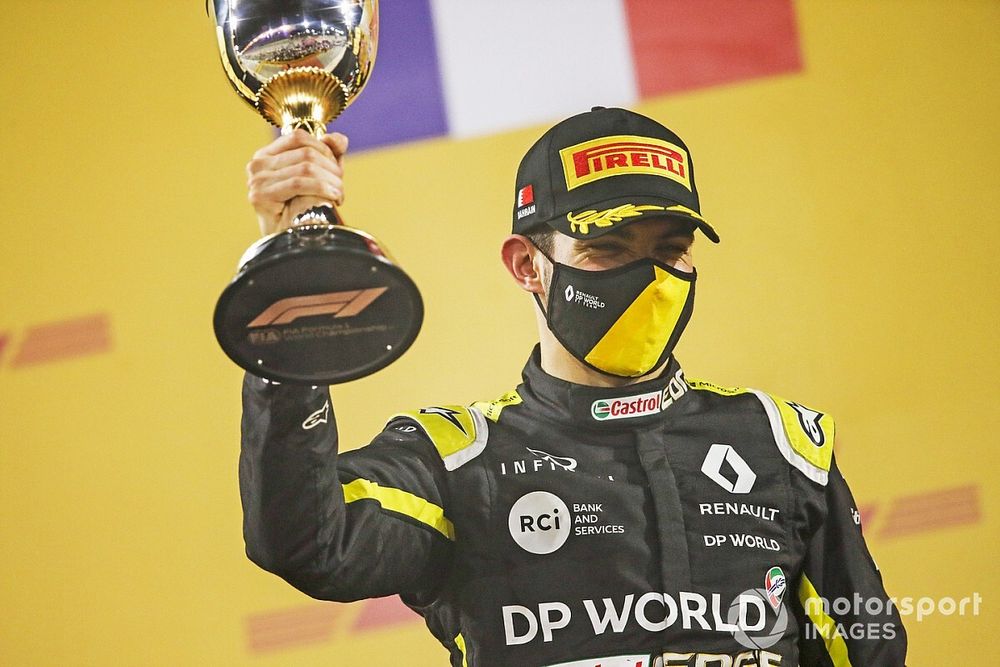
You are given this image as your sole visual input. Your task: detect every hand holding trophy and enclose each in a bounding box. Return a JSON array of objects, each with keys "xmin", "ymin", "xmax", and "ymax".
[{"xmin": 209, "ymin": 0, "xmax": 423, "ymax": 384}]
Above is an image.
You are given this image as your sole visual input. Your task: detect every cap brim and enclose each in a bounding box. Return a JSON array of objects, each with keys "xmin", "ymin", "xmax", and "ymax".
[{"xmin": 542, "ymin": 196, "xmax": 720, "ymax": 243}]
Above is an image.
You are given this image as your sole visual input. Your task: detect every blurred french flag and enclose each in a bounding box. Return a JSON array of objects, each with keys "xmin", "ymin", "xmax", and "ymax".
[{"xmin": 334, "ymin": 0, "xmax": 801, "ymax": 151}]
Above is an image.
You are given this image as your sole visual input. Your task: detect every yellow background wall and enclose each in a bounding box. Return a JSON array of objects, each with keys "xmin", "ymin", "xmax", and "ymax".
[{"xmin": 1, "ymin": 1, "xmax": 996, "ymax": 664}]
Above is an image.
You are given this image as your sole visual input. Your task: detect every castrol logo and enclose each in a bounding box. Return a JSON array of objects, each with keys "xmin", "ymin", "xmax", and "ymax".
[
  {"xmin": 591, "ymin": 390, "xmax": 662, "ymax": 421},
  {"xmin": 590, "ymin": 370, "xmax": 689, "ymax": 421}
]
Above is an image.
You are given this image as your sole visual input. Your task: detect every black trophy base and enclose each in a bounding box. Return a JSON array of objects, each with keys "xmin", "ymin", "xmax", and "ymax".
[{"xmin": 214, "ymin": 224, "xmax": 423, "ymax": 385}]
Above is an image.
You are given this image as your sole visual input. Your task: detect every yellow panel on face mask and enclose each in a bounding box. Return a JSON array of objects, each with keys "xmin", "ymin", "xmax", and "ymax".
[{"xmin": 585, "ymin": 266, "xmax": 692, "ymax": 377}]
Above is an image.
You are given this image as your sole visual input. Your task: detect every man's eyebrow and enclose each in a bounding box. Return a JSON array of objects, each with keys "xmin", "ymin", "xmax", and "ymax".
[
  {"xmin": 572, "ymin": 235, "xmax": 619, "ymax": 250},
  {"xmin": 581, "ymin": 226, "xmax": 638, "ymax": 242}
]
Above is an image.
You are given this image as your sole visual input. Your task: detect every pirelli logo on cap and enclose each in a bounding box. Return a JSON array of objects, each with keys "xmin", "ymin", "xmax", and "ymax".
[{"xmin": 559, "ymin": 134, "xmax": 692, "ymax": 191}]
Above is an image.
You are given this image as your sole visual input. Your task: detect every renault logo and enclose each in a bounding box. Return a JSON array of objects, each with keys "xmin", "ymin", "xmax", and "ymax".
[{"xmin": 701, "ymin": 444, "xmax": 756, "ymax": 494}]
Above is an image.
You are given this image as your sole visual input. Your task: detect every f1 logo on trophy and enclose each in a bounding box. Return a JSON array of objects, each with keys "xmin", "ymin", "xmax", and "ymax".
[{"xmin": 208, "ymin": 0, "xmax": 422, "ymax": 384}]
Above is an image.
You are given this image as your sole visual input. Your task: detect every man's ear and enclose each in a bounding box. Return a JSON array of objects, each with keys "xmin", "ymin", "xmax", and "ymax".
[{"xmin": 500, "ymin": 234, "xmax": 545, "ymax": 294}]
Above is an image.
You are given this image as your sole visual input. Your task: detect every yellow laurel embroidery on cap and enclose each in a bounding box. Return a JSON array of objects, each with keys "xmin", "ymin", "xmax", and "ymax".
[
  {"xmin": 567, "ymin": 204, "xmax": 666, "ymax": 235},
  {"xmin": 664, "ymin": 203, "xmax": 706, "ymax": 223}
]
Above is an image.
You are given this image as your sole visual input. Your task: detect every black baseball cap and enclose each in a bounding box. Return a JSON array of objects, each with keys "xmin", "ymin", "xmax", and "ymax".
[{"xmin": 512, "ymin": 107, "xmax": 719, "ymax": 243}]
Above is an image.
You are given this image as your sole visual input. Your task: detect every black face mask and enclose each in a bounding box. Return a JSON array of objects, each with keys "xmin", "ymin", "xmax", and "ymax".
[{"xmin": 534, "ymin": 252, "xmax": 696, "ymax": 378}]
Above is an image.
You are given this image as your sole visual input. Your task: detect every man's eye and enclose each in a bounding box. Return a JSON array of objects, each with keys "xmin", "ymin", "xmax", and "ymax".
[{"xmin": 658, "ymin": 246, "xmax": 688, "ymax": 256}]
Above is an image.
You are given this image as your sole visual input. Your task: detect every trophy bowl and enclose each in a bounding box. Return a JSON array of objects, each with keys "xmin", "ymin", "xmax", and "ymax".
[
  {"xmin": 208, "ymin": 0, "xmax": 423, "ymax": 385},
  {"xmin": 209, "ymin": 0, "xmax": 378, "ymax": 134}
]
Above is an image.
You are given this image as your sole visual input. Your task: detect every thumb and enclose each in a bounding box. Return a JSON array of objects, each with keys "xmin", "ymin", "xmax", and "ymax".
[{"xmin": 324, "ymin": 132, "xmax": 349, "ymax": 161}]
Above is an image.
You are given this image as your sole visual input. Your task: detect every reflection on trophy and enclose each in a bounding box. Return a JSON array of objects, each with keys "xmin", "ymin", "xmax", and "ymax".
[{"xmin": 209, "ymin": 0, "xmax": 423, "ymax": 384}]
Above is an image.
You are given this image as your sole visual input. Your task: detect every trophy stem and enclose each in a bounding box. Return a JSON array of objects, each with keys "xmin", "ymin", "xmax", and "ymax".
[
  {"xmin": 281, "ymin": 119, "xmax": 326, "ymax": 139},
  {"xmin": 256, "ymin": 68, "xmax": 348, "ymax": 138}
]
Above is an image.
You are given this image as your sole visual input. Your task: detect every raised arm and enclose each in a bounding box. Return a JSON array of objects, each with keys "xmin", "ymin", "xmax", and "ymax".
[
  {"xmin": 238, "ymin": 130, "xmax": 454, "ymax": 602},
  {"xmin": 239, "ymin": 375, "xmax": 454, "ymax": 602}
]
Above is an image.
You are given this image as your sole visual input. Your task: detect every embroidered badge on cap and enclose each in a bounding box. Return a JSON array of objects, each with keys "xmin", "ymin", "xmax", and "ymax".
[
  {"xmin": 516, "ymin": 184, "xmax": 536, "ymax": 220},
  {"xmin": 559, "ymin": 134, "xmax": 692, "ymax": 191}
]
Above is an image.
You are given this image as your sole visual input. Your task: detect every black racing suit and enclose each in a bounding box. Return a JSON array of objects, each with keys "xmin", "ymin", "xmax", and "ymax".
[{"xmin": 240, "ymin": 347, "xmax": 907, "ymax": 666}]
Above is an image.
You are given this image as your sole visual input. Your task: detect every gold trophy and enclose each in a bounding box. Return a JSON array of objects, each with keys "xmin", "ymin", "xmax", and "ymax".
[{"xmin": 208, "ymin": 0, "xmax": 422, "ymax": 384}]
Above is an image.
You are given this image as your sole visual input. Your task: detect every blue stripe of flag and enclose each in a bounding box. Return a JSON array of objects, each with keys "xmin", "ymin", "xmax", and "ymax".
[{"xmin": 329, "ymin": 0, "xmax": 448, "ymax": 151}]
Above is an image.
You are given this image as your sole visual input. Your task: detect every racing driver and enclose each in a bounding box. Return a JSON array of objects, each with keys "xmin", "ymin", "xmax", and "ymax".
[{"xmin": 239, "ymin": 107, "xmax": 908, "ymax": 666}]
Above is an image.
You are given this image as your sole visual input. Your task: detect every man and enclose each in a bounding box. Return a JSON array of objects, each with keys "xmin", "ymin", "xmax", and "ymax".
[{"xmin": 240, "ymin": 107, "xmax": 907, "ymax": 666}]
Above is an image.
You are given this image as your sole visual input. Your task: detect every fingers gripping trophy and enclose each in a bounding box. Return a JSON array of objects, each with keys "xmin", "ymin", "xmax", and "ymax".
[{"xmin": 209, "ymin": 0, "xmax": 423, "ymax": 384}]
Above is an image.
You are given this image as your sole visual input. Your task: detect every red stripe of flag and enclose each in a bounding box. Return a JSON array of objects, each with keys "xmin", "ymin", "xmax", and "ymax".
[
  {"xmin": 11, "ymin": 313, "xmax": 112, "ymax": 367},
  {"xmin": 879, "ymin": 485, "xmax": 981, "ymax": 538},
  {"xmin": 623, "ymin": 0, "xmax": 803, "ymax": 97},
  {"xmin": 351, "ymin": 595, "xmax": 419, "ymax": 633}
]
